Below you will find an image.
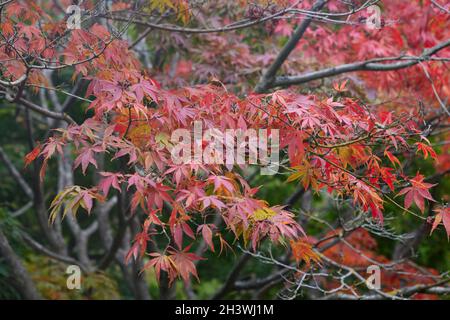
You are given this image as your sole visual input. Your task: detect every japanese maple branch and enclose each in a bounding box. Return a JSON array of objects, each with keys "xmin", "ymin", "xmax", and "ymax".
[
  {"xmin": 24, "ymin": 108, "xmax": 67, "ymax": 255},
  {"xmin": 331, "ymin": 278, "xmax": 450, "ymax": 299},
  {"xmin": 270, "ymin": 38, "xmax": 450, "ymax": 88},
  {"xmin": 128, "ymin": 11, "xmax": 169, "ymax": 49},
  {"xmin": 20, "ymin": 231, "xmax": 88, "ymax": 272},
  {"xmin": 0, "ymin": 228, "xmax": 42, "ymax": 299},
  {"xmin": 254, "ymin": 0, "xmax": 328, "ymax": 93},
  {"xmin": 418, "ymin": 61, "xmax": 450, "ymax": 116},
  {"xmin": 12, "ymin": 97, "xmax": 77, "ymax": 125},
  {"xmin": 0, "ymin": 0, "xmax": 15, "ymax": 8},
  {"xmin": 431, "ymin": 0, "xmax": 450, "ymax": 14},
  {"xmin": 0, "ymin": 74, "xmax": 27, "ymax": 87},
  {"xmin": 234, "ymin": 219, "xmax": 355, "ymax": 293},
  {"xmin": 98, "ymin": 182, "xmax": 134, "ymax": 271},
  {"xmin": 110, "ymin": 0, "xmax": 380, "ymax": 36},
  {"xmin": 106, "ymin": 3, "xmax": 300, "ymax": 34}
]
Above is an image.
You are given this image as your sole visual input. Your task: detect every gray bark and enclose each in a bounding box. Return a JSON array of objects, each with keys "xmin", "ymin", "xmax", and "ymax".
[{"xmin": 0, "ymin": 228, "xmax": 42, "ymax": 300}]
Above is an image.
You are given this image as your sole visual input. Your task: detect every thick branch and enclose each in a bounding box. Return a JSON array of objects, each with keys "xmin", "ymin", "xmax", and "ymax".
[
  {"xmin": 271, "ymin": 38, "xmax": 450, "ymax": 88},
  {"xmin": 255, "ymin": 0, "xmax": 327, "ymax": 93},
  {"xmin": 0, "ymin": 228, "xmax": 42, "ymax": 299},
  {"xmin": 330, "ymin": 280, "xmax": 450, "ymax": 300},
  {"xmin": 431, "ymin": 0, "xmax": 450, "ymax": 14},
  {"xmin": 17, "ymin": 97, "xmax": 77, "ymax": 125},
  {"xmin": 211, "ymin": 253, "xmax": 252, "ymax": 300}
]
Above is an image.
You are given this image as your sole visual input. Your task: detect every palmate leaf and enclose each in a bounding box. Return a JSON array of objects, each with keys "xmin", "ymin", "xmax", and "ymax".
[
  {"xmin": 290, "ymin": 239, "xmax": 322, "ymax": 267},
  {"xmin": 397, "ymin": 173, "xmax": 436, "ymax": 213},
  {"xmin": 197, "ymin": 224, "xmax": 215, "ymax": 252},
  {"xmin": 415, "ymin": 142, "xmax": 437, "ymax": 160},
  {"xmin": 144, "ymin": 246, "xmax": 204, "ymax": 286},
  {"xmin": 143, "ymin": 252, "xmax": 178, "ymax": 285},
  {"xmin": 286, "ymin": 161, "xmax": 318, "ymax": 190},
  {"xmin": 24, "ymin": 143, "xmax": 41, "ymax": 167},
  {"xmin": 431, "ymin": 207, "xmax": 450, "ymax": 240},
  {"xmin": 49, "ymin": 186, "xmax": 104, "ymax": 224},
  {"xmin": 168, "ymin": 247, "xmax": 203, "ymax": 284}
]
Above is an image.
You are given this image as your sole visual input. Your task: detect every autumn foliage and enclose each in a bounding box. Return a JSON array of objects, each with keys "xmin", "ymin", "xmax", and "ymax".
[{"xmin": 0, "ymin": 0, "xmax": 449, "ymax": 300}]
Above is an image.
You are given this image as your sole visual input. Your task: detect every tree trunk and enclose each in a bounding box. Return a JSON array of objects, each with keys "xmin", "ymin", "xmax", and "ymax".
[{"xmin": 0, "ymin": 228, "xmax": 42, "ymax": 299}]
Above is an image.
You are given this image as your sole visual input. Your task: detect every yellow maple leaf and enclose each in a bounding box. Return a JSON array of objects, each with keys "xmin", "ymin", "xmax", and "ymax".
[
  {"xmin": 149, "ymin": 0, "xmax": 190, "ymax": 24},
  {"xmin": 286, "ymin": 161, "xmax": 318, "ymax": 190},
  {"xmin": 128, "ymin": 124, "xmax": 151, "ymax": 147},
  {"xmin": 337, "ymin": 146, "xmax": 353, "ymax": 169},
  {"xmin": 252, "ymin": 207, "xmax": 277, "ymax": 221}
]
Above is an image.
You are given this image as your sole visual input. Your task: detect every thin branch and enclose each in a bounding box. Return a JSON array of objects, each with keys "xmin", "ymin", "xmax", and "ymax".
[
  {"xmin": 431, "ymin": 0, "xmax": 450, "ymax": 14},
  {"xmin": 106, "ymin": 4, "xmax": 299, "ymax": 35},
  {"xmin": 110, "ymin": 0, "xmax": 380, "ymax": 36},
  {"xmin": 98, "ymin": 187, "xmax": 133, "ymax": 271},
  {"xmin": 418, "ymin": 61, "xmax": 450, "ymax": 116},
  {"xmin": 128, "ymin": 12, "xmax": 168, "ymax": 50},
  {"xmin": 329, "ymin": 279, "xmax": 450, "ymax": 299},
  {"xmin": 10, "ymin": 201, "xmax": 33, "ymax": 218},
  {"xmin": 0, "ymin": 74, "xmax": 27, "ymax": 87},
  {"xmin": 20, "ymin": 231, "xmax": 88, "ymax": 272}
]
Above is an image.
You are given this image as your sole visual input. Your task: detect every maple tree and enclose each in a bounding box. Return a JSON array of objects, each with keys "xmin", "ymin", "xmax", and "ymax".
[{"xmin": 0, "ymin": 0, "xmax": 449, "ymax": 300}]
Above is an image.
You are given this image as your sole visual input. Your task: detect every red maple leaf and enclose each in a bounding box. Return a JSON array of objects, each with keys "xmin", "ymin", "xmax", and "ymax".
[
  {"xmin": 24, "ymin": 143, "xmax": 41, "ymax": 167},
  {"xmin": 430, "ymin": 207, "xmax": 450, "ymax": 240},
  {"xmin": 415, "ymin": 142, "xmax": 437, "ymax": 160},
  {"xmin": 397, "ymin": 173, "xmax": 436, "ymax": 213},
  {"xmin": 168, "ymin": 247, "xmax": 204, "ymax": 284},
  {"xmin": 143, "ymin": 252, "xmax": 178, "ymax": 285}
]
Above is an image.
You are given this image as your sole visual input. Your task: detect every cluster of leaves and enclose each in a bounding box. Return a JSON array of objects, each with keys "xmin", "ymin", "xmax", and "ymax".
[{"xmin": 30, "ymin": 41, "xmax": 444, "ymax": 285}]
